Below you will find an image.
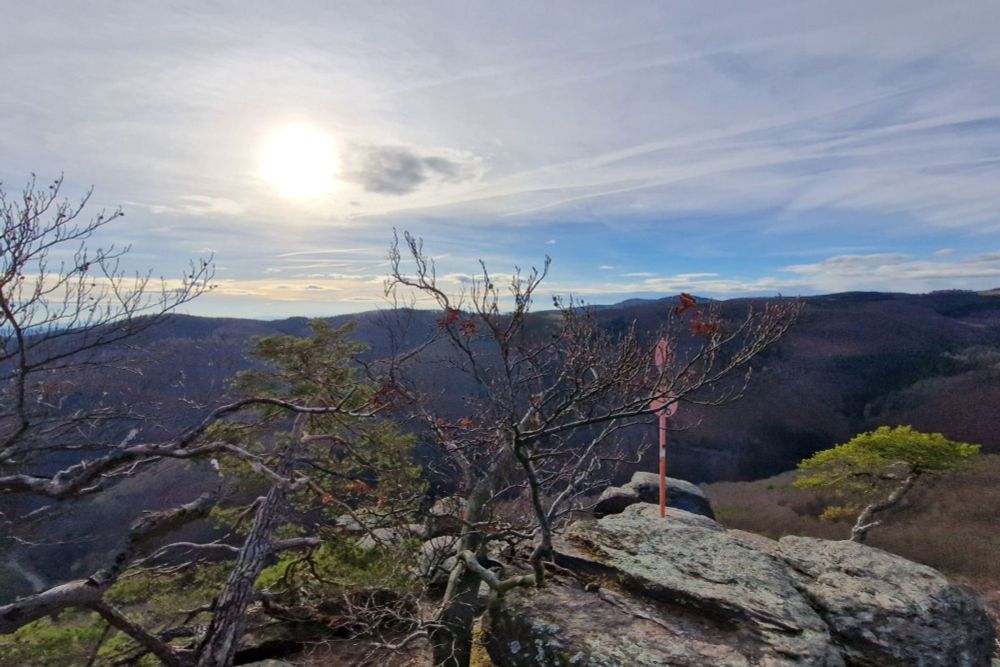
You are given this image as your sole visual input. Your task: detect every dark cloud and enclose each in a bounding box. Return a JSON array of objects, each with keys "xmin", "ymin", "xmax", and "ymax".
[
  {"xmin": 347, "ymin": 145, "xmax": 476, "ymax": 195},
  {"xmin": 421, "ymin": 156, "xmax": 464, "ymax": 180}
]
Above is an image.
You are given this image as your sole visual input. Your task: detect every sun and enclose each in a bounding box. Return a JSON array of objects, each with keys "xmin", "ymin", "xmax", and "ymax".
[{"xmin": 259, "ymin": 125, "xmax": 339, "ymax": 200}]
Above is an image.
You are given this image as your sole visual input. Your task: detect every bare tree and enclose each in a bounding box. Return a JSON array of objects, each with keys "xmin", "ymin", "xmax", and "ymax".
[
  {"xmin": 0, "ymin": 178, "xmax": 418, "ymax": 666},
  {"xmin": 1, "ymin": 174, "xmax": 213, "ymax": 475},
  {"xmin": 384, "ymin": 231, "xmax": 801, "ymax": 666}
]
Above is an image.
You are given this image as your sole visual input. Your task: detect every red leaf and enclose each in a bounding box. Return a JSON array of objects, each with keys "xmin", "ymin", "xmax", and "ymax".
[
  {"xmin": 689, "ymin": 319, "xmax": 721, "ymax": 336},
  {"xmin": 436, "ymin": 307, "xmax": 461, "ymax": 330},
  {"xmin": 674, "ymin": 292, "xmax": 697, "ymax": 315}
]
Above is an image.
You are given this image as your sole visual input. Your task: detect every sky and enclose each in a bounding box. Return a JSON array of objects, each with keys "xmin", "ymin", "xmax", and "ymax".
[{"xmin": 3, "ymin": 1, "xmax": 1000, "ymax": 318}]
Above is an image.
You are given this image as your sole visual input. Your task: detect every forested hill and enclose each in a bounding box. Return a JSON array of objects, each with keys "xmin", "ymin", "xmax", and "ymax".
[
  {"xmin": 116, "ymin": 289, "xmax": 1000, "ymax": 482},
  {"xmin": 4, "ymin": 289, "xmax": 1000, "ymax": 602}
]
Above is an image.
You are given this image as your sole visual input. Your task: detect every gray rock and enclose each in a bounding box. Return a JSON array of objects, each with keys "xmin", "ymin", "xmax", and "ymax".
[
  {"xmin": 484, "ymin": 503, "xmax": 995, "ymax": 667},
  {"xmin": 593, "ymin": 472, "xmax": 715, "ymax": 519},
  {"xmin": 414, "ymin": 535, "xmax": 461, "ymax": 584},
  {"xmin": 552, "ymin": 504, "xmax": 842, "ymax": 665},
  {"xmin": 333, "ymin": 509, "xmax": 398, "ymax": 534},
  {"xmin": 332, "ymin": 513, "xmax": 365, "ymax": 533},
  {"xmin": 355, "ymin": 523, "xmax": 426, "ymax": 549},
  {"xmin": 485, "ymin": 580, "xmax": 763, "ymax": 666},
  {"xmin": 776, "ymin": 536, "xmax": 995, "ymax": 667},
  {"xmin": 590, "ymin": 486, "xmax": 641, "ymax": 518}
]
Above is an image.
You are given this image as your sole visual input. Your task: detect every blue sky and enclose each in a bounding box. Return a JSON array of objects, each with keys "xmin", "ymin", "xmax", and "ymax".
[{"xmin": 3, "ymin": 1, "xmax": 1000, "ymax": 317}]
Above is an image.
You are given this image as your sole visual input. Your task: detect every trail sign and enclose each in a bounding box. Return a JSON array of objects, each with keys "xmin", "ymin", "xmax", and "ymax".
[{"xmin": 651, "ymin": 338, "xmax": 677, "ymax": 517}]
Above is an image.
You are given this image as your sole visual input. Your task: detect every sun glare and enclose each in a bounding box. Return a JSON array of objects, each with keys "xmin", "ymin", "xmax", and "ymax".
[{"xmin": 259, "ymin": 125, "xmax": 339, "ymax": 200}]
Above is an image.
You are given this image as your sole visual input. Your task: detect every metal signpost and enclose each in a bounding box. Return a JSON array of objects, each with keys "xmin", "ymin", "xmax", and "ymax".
[{"xmin": 650, "ymin": 338, "xmax": 677, "ymax": 518}]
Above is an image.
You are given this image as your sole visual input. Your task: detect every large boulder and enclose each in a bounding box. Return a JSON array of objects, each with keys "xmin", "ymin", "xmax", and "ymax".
[
  {"xmin": 777, "ymin": 535, "xmax": 996, "ymax": 666},
  {"xmin": 483, "ymin": 503, "xmax": 995, "ymax": 667},
  {"xmin": 593, "ymin": 472, "xmax": 715, "ymax": 519}
]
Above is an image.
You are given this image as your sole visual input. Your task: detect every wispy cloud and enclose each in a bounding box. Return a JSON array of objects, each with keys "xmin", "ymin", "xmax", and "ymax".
[
  {"xmin": 3, "ymin": 2, "xmax": 1000, "ymax": 317},
  {"xmin": 274, "ymin": 249, "xmax": 384, "ymax": 258},
  {"xmin": 133, "ymin": 195, "xmax": 244, "ymax": 217},
  {"xmin": 776, "ymin": 251, "xmax": 1000, "ymax": 292},
  {"xmin": 783, "ymin": 254, "xmax": 911, "ymax": 275}
]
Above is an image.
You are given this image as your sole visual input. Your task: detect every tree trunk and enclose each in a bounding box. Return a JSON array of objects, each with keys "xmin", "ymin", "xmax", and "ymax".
[
  {"xmin": 195, "ymin": 478, "xmax": 286, "ymax": 666},
  {"xmin": 431, "ymin": 565, "xmax": 481, "ymax": 667},
  {"xmin": 431, "ymin": 473, "xmax": 495, "ymax": 667},
  {"xmin": 851, "ymin": 471, "xmax": 919, "ymax": 543}
]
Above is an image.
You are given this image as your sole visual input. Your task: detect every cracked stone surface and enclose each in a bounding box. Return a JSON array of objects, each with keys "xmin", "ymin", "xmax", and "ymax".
[
  {"xmin": 777, "ymin": 535, "xmax": 996, "ymax": 666},
  {"xmin": 483, "ymin": 503, "xmax": 995, "ymax": 667}
]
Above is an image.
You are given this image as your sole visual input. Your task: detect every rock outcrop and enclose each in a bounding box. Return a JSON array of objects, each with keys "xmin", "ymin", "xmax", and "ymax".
[
  {"xmin": 483, "ymin": 503, "xmax": 995, "ymax": 666},
  {"xmin": 777, "ymin": 536, "xmax": 995, "ymax": 667},
  {"xmin": 593, "ymin": 472, "xmax": 715, "ymax": 519}
]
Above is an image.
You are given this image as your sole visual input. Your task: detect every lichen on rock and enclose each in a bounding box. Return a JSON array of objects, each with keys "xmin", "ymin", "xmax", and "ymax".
[{"xmin": 483, "ymin": 502, "xmax": 995, "ymax": 667}]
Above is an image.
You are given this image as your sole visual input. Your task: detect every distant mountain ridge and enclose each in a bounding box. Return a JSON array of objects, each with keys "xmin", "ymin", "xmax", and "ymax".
[{"xmin": 128, "ymin": 288, "xmax": 1000, "ymax": 481}]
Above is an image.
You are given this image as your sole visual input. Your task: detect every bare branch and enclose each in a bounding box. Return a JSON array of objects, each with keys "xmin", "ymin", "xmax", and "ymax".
[{"xmin": 0, "ymin": 487, "xmax": 218, "ymax": 634}]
